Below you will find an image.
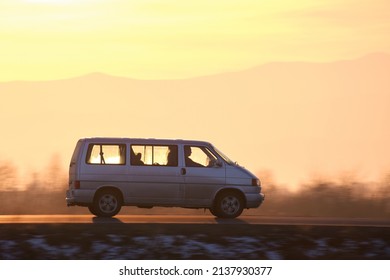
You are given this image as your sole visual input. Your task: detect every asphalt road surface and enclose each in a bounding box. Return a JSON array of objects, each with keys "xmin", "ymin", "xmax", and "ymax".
[
  {"xmin": 1, "ymin": 215, "xmax": 389, "ymax": 259},
  {"xmin": 0, "ymin": 214, "xmax": 389, "ymax": 227}
]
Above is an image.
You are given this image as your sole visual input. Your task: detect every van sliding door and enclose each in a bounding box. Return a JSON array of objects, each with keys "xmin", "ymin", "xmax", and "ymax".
[{"xmin": 126, "ymin": 145, "xmax": 183, "ymax": 206}]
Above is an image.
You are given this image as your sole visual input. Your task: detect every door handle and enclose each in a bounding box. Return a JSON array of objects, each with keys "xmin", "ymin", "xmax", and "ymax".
[{"xmin": 181, "ymin": 168, "xmax": 186, "ymax": 175}]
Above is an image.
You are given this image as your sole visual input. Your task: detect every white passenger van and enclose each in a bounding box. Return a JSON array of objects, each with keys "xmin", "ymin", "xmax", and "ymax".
[{"xmin": 66, "ymin": 138, "xmax": 265, "ymax": 218}]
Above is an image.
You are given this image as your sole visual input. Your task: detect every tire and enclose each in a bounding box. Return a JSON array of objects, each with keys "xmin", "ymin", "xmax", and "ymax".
[
  {"xmin": 88, "ymin": 205, "xmax": 99, "ymax": 216},
  {"xmin": 209, "ymin": 207, "xmax": 219, "ymax": 217},
  {"xmin": 214, "ymin": 191, "xmax": 244, "ymax": 218},
  {"xmin": 92, "ymin": 190, "xmax": 122, "ymax": 217}
]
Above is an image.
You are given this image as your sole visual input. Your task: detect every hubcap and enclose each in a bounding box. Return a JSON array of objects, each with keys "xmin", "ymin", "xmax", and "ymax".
[
  {"xmin": 99, "ymin": 194, "xmax": 117, "ymax": 213},
  {"xmin": 221, "ymin": 196, "xmax": 239, "ymax": 215}
]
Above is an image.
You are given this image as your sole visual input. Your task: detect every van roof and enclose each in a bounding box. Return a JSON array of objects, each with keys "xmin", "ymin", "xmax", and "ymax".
[{"xmin": 80, "ymin": 137, "xmax": 212, "ymax": 146}]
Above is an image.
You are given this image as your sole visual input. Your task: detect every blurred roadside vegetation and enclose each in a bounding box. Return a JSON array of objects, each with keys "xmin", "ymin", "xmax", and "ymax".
[{"xmin": 0, "ymin": 158, "xmax": 389, "ymax": 218}]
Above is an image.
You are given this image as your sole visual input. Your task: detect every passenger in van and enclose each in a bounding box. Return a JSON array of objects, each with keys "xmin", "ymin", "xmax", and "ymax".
[
  {"xmin": 134, "ymin": 153, "xmax": 144, "ymax": 165},
  {"xmin": 167, "ymin": 146, "xmax": 178, "ymax": 166},
  {"xmin": 184, "ymin": 146, "xmax": 204, "ymax": 167},
  {"xmin": 130, "ymin": 148, "xmax": 144, "ymax": 166}
]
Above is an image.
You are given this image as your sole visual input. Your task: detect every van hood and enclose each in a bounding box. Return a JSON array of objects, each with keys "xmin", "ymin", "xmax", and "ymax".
[{"xmin": 226, "ymin": 164, "xmax": 257, "ymax": 179}]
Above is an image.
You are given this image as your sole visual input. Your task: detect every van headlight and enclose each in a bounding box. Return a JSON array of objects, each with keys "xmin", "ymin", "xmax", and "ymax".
[{"xmin": 252, "ymin": 178, "xmax": 260, "ymax": 186}]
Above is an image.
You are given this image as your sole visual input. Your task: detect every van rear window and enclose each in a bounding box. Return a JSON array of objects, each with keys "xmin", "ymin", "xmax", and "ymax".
[{"xmin": 86, "ymin": 144, "xmax": 126, "ymax": 165}]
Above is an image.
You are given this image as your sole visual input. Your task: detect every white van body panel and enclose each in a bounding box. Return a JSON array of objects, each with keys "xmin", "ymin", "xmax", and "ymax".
[{"xmin": 66, "ymin": 138, "xmax": 265, "ymax": 218}]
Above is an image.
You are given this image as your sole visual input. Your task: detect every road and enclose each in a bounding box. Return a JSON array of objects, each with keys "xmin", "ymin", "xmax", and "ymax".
[
  {"xmin": 0, "ymin": 214, "xmax": 389, "ymax": 227},
  {"xmin": 1, "ymin": 215, "xmax": 389, "ymax": 259}
]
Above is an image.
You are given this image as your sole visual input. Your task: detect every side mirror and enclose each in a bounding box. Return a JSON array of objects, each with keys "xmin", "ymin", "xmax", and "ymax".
[{"xmin": 215, "ymin": 160, "xmax": 223, "ymax": 167}]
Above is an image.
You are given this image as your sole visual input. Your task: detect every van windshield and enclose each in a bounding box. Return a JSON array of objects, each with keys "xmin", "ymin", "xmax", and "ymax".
[{"xmin": 213, "ymin": 146, "xmax": 235, "ymax": 165}]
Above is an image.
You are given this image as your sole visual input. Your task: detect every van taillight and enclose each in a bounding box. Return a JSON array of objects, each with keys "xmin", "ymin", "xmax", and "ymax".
[{"xmin": 74, "ymin": 180, "xmax": 80, "ymax": 189}]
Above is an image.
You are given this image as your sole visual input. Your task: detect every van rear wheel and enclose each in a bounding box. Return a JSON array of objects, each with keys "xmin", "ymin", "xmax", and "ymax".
[
  {"xmin": 209, "ymin": 207, "xmax": 219, "ymax": 216},
  {"xmin": 88, "ymin": 205, "xmax": 99, "ymax": 216},
  {"xmin": 92, "ymin": 190, "xmax": 122, "ymax": 217},
  {"xmin": 214, "ymin": 191, "xmax": 244, "ymax": 219}
]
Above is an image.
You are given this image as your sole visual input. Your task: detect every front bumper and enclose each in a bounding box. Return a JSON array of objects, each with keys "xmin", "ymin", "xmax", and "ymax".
[{"xmin": 245, "ymin": 192, "xmax": 265, "ymax": 208}]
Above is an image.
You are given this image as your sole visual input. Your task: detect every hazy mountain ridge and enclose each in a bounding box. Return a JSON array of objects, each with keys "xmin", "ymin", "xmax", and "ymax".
[{"xmin": 1, "ymin": 53, "xmax": 389, "ymax": 186}]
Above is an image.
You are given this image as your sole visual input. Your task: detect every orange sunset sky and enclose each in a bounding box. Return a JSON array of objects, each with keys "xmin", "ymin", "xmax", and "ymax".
[{"xmin": 1, "ymin": 0, "xmax": 390, "ymax": 188}]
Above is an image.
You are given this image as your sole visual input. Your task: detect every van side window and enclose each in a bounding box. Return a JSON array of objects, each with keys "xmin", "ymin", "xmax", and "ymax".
[
  {"xmin": 86, "ymin": 144, "xmax": 126, "ymax": 165},
  {"xmin": 131, "ymin": 145, "xmax": 178, "ymax": 166},
  {"xmin": 184, "ymin": 146, "xmax": 218, "ymax": 167}
]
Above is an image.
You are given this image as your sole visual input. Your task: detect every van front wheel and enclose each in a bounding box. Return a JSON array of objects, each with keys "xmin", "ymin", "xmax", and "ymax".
[
  {"xmin": 92, "ymin": 190, "xmax": 122, "ymax": 217},
  {"xmin": 214, "ymin": 191, "xmax": 244, "ymax": 219}
]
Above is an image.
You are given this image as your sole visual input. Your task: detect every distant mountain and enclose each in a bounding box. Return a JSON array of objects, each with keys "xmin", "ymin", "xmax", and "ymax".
[{"xmin": 1, "ymin": 53, "xmax": 390, "ymax": 187}]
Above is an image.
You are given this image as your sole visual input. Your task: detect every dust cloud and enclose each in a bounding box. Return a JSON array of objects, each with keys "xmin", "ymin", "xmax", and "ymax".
[{"xmin": 0, "ymin": 158, "xmax": 389, "ymax": 218}]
